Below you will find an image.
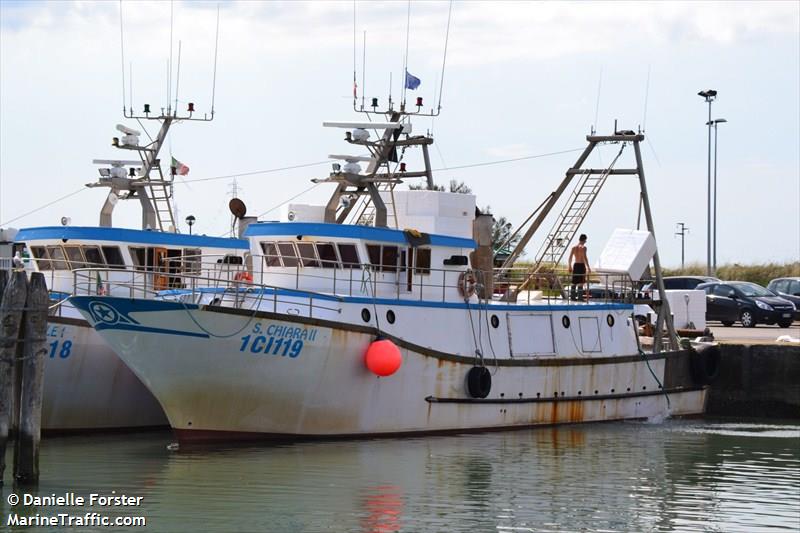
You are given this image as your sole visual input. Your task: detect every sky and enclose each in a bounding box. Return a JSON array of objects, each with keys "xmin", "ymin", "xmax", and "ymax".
[{"xmin": 1, "ymin": 0, "xmax": 798, "ymax": 268}]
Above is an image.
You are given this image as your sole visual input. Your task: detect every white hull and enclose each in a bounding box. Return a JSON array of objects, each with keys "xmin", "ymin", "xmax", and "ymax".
[
  {"xmin": 71, "ymin": 296, "xmax": 706, "ymax": 442},
  {"xmin": 42, "ymin": 309, "xmax": 167, "ymax": 431}
]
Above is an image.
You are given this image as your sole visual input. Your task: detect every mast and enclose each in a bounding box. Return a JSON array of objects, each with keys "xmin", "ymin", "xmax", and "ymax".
[
  {"xmin": 87, "ymin": 105, "xmax": 212, "ymax": 232},
  {"xmin": 316, "ymin": 98, "xmax": 437, "ymax": 228},
  {"xmin": 498, "ymin": 128, "xmax": 677, "ymax": 350},
  {"xmin": 90, "ymin": 2, "xmax": 220, "ymax": 231}
]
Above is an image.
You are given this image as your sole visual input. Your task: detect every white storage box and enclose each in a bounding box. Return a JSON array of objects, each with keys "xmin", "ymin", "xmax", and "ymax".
[
  {"xmin": 594, "ymin": 228, "xmax": 656, "ymax": 281},
  {"xmin": 385, "ymin": 190, "xmax": 475, "ymax": 238},
  {"xmin": 282, "ymin": 204, "xmax": 326, "ymax": 223},
  {"xmin": 654, "ymin": 289, "xmax": 707, "ymax": 330}
]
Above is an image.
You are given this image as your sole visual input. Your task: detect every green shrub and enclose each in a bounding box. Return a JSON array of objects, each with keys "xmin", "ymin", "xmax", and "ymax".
[{"xmin": 663, "ymin": 262, "xmax": 800, "ymax": 287}]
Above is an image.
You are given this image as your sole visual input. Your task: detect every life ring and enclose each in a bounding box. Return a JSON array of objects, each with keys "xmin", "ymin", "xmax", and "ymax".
[
  {"xmin": 466, "ymin": 366, "xmax": 491, "ymax": 398},
  {"xmin": 458, "ymin": 270, "xmax": 478, "ymax": 298},
  {"xmin": 689, "ymin": 342, "xmax": 721, "ymax": 385},
  {"xmin": 234, "ymin": 271, "xmax": 253, "ymax": 282}
]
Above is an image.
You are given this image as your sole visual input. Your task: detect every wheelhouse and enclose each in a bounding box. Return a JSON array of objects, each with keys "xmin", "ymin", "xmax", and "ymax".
[
  {"xmin": 16, "ymin": 226, "xmax": 248, "ymax": 297},
  {"xmin": 245, "ymin": 222, "xmax": 476, "ymax": 301}
]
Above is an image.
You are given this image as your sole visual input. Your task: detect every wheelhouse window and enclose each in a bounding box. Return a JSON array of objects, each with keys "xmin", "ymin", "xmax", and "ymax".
[
  {"xmin": 367, "ymin": 245, "xmax": 381, "ymax": 268},
  {"xmin": 367, "ymin": 244, "xmax": 400, "ymax": 272},
  {"xmin": 337, "ymin": 243, "xmax": 360, "ymax": 268},
  {"xmin": 63, "ymin": 246, "xmax": 86, "ymax": 269},
  {"xmin": 414, "ymin": 248, "xmax": 431, "ymax": 275},
  {"xmin": 101, "ymin": 246, "xmax": 125, "ymax": 268},
  {"xmin": 129, "ymin": 247, "xmax": 175, "ymax": 272},
  {"xmin": 183, "ymin": 248, "xmax": 201, "ymax": 274},
  {"xmin": 260, "ymin": 240, "xmax": 354, "ymax": 269},
  {"xmin": 129, "ymin": 247, "xmax": 148, "ymax": 271},
  {"xmin": 46, "ymin": 246, "xmax": 69, "ymax": 270},
  {"xmin": 82, "ymin": 246, "xmax": 105, "ymax": 267},
  {"xmin": 30, "ymin": 246, "xmax": 51, "ymax": 270},
  {"xmin": 261, "ymin": 242, "xmax": 281, "ymax": 267},
  {"xmin": 277, "ymin": 242, "xmax": 300, "ymax": 268},
  {"xmin": 296, "ymin": 242, "xmax": 320, "ymax": 268},
  {"xmin": 381, "ymin": 246, "xmax": 398, "ymax": 272},
  {"xmin": 316, "ymin": 242, "xmax": 339, "ymax": 269}
]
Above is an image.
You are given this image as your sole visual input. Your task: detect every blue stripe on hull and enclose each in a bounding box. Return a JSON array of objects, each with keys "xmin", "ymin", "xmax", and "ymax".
[
  {"xmin": 73, "ymin": 292, "xmax": 632, "ymax": 315},
  {"xmin": 95, "ymin": 323, "xmax": 209, "ymax": 338}
]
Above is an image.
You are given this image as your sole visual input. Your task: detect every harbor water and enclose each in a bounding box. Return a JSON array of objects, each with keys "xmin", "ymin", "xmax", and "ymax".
[{"xmin": 2, "ymin": 419, "xmax": 798, "ymax": 532}]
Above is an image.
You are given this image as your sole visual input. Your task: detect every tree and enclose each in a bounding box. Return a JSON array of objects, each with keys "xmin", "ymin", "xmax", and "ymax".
[
  {"xmin": 407, "ymin": 181, "xmax": 516, "ymax": 254},
  {"xmin": 482, "ymin": 206, "xmax": 521, "ymax": 255},
  {"xmin": 408, "ymin": 179, "xmax": 471, "ymax": 194},
  {"xmin": 409, "ymin": 182, "xmax": 444, "ymax": 191},
  {"xmin": 448, "ymin": 180, "xmax": 472, "ymax": 194}
]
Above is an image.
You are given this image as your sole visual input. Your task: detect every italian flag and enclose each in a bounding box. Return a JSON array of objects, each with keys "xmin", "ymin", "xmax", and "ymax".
[
  {"xmin": 171, "ymin": 157, "xmax": 190, "ymax": 176},
  {"xmin": 96, "ymin": 271, "xmax": 107, "ymax": 295}
]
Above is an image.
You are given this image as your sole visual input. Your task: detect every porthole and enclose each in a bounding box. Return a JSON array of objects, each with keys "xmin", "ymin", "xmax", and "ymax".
[
  {"xmin": 386, "ymin": 310, "xmax": 396, "ymax": 324},
  {"xmin": 490, "ymin": 315, "xmax": 500, "ymax": 328},
  {"xmin": 562, "ymin": 315, "xmax": 570, "ymax": 328},
  {"xmin": 361, "ymin": 308, "xmax": 371, "ymax": 323},
  {"xmin": 607, "ymin": 314, "xmax": 615, "ymax": 327}
]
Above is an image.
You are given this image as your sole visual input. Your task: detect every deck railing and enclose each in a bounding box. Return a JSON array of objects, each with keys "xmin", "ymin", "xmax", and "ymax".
[{"xmin": 69, "ymin": 253, "xmax": 650, "ymax": 311}]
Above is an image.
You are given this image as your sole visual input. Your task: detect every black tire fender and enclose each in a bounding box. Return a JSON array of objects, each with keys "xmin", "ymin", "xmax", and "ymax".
[
  {"xmin": 466, "ymin": 366, "xmax": 492, "ymax": 399},
  {"xmin": 689, "ymin": 342, "xmax": 721, "ymax": 385}
]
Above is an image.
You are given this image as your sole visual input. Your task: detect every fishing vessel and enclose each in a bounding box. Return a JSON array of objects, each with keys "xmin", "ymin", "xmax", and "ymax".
[
  {"xmin": 69, "ymin": 96, "xmax": 719, "ymax": 442},
  {"xmin": 12, "ymin": 107, "xmax": 249, "ymax": 431}
]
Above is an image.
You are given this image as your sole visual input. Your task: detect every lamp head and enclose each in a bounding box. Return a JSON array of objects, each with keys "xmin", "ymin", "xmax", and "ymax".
[{"xmin": 698, "ymin": 89, "xmax": 717, "ymax": 101}]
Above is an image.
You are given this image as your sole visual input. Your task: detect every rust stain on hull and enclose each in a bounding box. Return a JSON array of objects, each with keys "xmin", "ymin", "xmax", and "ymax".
[{"xmin": 567, "ymin": 400, "xmax": 584, "ymax": 423}]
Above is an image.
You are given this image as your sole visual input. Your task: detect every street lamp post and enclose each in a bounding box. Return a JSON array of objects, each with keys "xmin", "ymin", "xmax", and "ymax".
[
  {"xmin": 675, "ymin": 222, "xmax": 689, "ymax": 270},
  {"xmin": 698, "ymin": 89, "xmax": 717, "ymax": 276},
  {"xmin": 709, "ymin": 118, "xmax": 727, "ymax": 274},
  {"xmin": 185, "ymin": 215, "xmax": 196, "ymax": 235}
]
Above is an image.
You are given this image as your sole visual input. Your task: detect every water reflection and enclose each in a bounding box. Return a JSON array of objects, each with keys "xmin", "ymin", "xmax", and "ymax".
[{"xmin": 1, "ymin": 420, "xmax": 798, "ymax": 532}]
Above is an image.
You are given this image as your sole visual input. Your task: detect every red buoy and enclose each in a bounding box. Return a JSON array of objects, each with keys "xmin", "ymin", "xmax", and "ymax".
[{"xmin": 364, "ymin": 339, "xmax": 402, "ymax": 377}]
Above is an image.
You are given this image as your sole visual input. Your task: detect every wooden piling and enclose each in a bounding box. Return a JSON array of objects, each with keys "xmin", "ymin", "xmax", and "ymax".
[
  {"xmin": 0, "ymin": 271, "xmax": 28, "ymax": 484},
  {"xmin": 0, "ymin": 269, "xmax": 8, "ymax": 298},
  {"xmin": 14, "ymin": 272, "xmax": 48, "ymax": 484}
]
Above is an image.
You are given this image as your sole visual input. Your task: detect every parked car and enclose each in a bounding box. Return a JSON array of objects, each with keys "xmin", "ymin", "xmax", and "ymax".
[
  {"xmin": 696, "ymin": 281, "xmax": 796, "ymax": 328},
  {"xmin": 641, "ymin": 275, "xmax": 720, "ymax": 294},
  {"xmin": 766, "ymin": 277, "xmax": 800, "ymax": 320}
]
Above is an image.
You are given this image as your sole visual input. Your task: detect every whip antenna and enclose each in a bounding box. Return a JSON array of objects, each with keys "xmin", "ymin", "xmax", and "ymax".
[
  {"xmin": 593, "ymin": 67, "xmax": 602, "ymax": 134},
  {"xmin": 437, "ymin": 0, "xmax": 453, "ymax": 112},
  {"xmin": 210, "ymin": 4, "xmax": 220, "ymax": 117},
  {"xmin": 174, "ymin": 40, "xmax": 182, "ymax": 115},
  {"xmin": 642, "ymin": 64, "xmax": 651, "ymax": 132},
  {"xmin": 361, "ymin": 31, "xmax": 367, "ymax": 111},
  {"xmin": 401, "ymin": 0, "xmax": 411, "ymax": 105},
  {"xmin": 353, "ymin": 0, "xmax": 357, "ymax": 108},
  {"xmin": 168, "ymin": 0, "xmax": 174, "ymax": 114},
  {"xmin": 129, "ymin": 62, "xmax": 133, "ymax": 115},
  {"xmin": 119, "ymin": 0, "xmax": 126, "ymax": 114}
]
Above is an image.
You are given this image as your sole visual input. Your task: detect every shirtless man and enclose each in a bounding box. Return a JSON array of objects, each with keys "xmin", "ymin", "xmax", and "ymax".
[{"xmin": 568, "ymin": 234, "xmax": 591, "ymax": 300}]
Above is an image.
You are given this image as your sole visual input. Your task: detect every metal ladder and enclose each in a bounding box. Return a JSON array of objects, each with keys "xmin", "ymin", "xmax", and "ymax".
[
  {"xmin": 521, "ymin": 145, "xmax": 625, "ymax": 286},
  {"xmin": 533, "ymin": 172, "xmax": 608, "ymax": 268},
  {"xmin": 145, "ymin": 165, "xmax": 176, "ymax": 231}
]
